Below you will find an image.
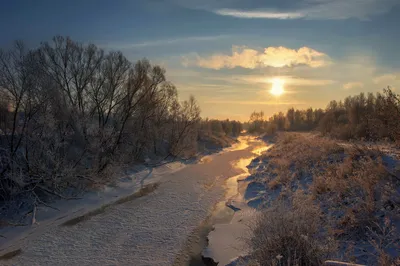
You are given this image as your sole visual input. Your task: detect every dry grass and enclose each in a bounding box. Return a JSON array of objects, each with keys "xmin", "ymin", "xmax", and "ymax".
[
  {"xmin": 250, "ymin": 132, "xmax": 400, "ymax": 264},
  {"xmin": 260, "ymin": 132, "xmax": 344, "ymax": 189},
  {"xmin": 310, "ymin": 147, "xmax": 393, "ymax": 239},
  {"xmin": 267, "ymin": 179, "xmax": 281, "ymax": 190},
  {"xmin": 267, "ymin": 133, "xmax": 343, "ymax": 166},
  {"xmin": 247, "ymin": 191, "xmax": 337, "ymax": 266}
]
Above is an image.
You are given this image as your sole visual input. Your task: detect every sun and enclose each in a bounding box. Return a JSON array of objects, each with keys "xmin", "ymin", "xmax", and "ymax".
[{"xmin": 270, "ymin": 78, "xmax": 285, "ymax": 96}]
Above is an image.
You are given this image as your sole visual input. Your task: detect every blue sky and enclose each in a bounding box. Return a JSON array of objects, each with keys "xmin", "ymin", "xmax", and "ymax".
[{"xmin": 1, "ymin": 0, "xmax": 400, "ymax": 120}]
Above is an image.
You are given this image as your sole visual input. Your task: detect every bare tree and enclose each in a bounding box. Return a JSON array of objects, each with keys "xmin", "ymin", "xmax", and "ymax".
[{"xmin": 0, "ymin": 36, "xmax": 203, "ymax": 205}]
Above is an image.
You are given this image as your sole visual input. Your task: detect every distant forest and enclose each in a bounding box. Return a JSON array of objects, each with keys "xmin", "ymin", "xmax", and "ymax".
[{"xmin": 247, "ymin": 88, "xmax": 400, "ymax": 143}]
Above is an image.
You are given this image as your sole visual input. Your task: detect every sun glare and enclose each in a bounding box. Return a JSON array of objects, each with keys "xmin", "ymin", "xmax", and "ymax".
[{"xmin": 270, "ymin": 78, "xmax": 285, "ymax": 96}]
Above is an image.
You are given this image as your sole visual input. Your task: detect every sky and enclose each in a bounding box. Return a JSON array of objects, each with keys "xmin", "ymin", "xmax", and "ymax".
[{"xmin": 1, "ymin": 0, "xmax": 400, "ymax": 121}]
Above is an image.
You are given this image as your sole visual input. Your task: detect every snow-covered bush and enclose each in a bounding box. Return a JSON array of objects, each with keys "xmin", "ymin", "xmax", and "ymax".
[{"xmin": 247, "ymin": 193, "xmax": 337, "ymax": 266}]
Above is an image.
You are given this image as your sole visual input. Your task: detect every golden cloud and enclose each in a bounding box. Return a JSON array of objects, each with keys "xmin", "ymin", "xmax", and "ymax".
[
  {"xmin": 343, "ymin": 82, "xmax": 364, "ymax": 90},
  {"xmin": 259, "ymin": 47, "xmax": 329, "ymax": 68},
  {"xmin": 187, "ymin": 46, "xmax": 330, "ymax": 69},
  {"xmin": 204, "ymin": 99, "xmax": 305, "ymax": 105},
  {"xmin": 373, "ymin": 74, "xmax": 397, "ymax": 85},
  {"xmin": 238, "ymin": 75, "xmax": 335, "ymax": 86}
]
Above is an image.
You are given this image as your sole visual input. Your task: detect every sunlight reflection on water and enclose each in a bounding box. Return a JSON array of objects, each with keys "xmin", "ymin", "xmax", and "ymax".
[
  {"xmin": 252, "ymin": 146, "xmax": 270, "ymax": 156},
  {"xmin": 186, "ymin": 137, "xmax": 272, "ymax": 265}
]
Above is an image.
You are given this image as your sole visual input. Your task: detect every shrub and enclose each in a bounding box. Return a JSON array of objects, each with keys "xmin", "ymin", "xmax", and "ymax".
[{"xmin": 247, "ymin": 194, "xmax": 337, "ymax": 266}]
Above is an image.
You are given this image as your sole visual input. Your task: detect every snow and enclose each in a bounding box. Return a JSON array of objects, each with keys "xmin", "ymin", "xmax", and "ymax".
[
  {"xmin": 202, "ymin": 141, "xmax": 273, "ymax": 266},
  {"xmin": 0, "ymin": 160, "xmax": 185, "ymax": 254},
  {"xmin": 1, "ymin": 137, "xmax": 260, "ymax": 266},
  {"xmin": 203, "ymin": 200, "xmax": 257, "ymax": 266}
]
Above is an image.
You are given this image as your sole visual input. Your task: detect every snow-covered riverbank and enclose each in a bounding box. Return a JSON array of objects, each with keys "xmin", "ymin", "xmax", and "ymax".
[
  {"xmin": 0, "ymin": 161, "xmax": 185, "ymax": 245},
  {"xmin": 205, "ymin": 133, "xmax": 400, "ymax": 266},
  {"xmin": 1, "ymin": 136, "xmax": 266, "ymax": 266}
]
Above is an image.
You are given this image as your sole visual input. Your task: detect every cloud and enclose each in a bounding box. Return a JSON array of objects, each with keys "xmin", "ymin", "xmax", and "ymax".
[
  {"xmin": 186, "ymin": 46, "xmax": 330, "ymax": 69},
  {"xmin": 214, "ymin": 9, "xmax": 304, "ymax": 19},
  {"xmin": 204, "ymin": 99, "xmax": 305, "ymax": 105},
  {"xmin": 175, "ymin": 83, "xmax": 238, "ymax": 92},
  {"xmin": 101, "ymin": 35, "xmax": 231, "ymax": 49},
  {"xmin": 373, "ymin": 74, "xmax": 397, "ymax": 85},
  {"xmin": 343, "ymin": 82, "xmax": 364, "ymax": 90},
  {"xmin": 210, "ymin": 0, "xmax": 398, "ymax": 20},
  {"xmin": 238, "ymin": 75, "xmax": 335, "ymax": 86}
]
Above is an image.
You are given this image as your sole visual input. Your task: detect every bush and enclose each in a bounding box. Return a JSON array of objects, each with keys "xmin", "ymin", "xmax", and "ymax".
[{"xmin": 247, "ymin": 194, "xmax": 337, "ymax": 266}]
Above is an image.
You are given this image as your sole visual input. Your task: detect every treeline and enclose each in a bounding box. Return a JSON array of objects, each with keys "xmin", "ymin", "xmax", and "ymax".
[
  {"xmin": 0, "ymin": 36, "xmax": 205, "ymax": 201},
  {"xmin": 248, "ymin": 88, "xmax": 400, "ymax": 143},
  {"xmin": 199, "ymin": 119, "xmax": 243, "ymax": 137}
]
